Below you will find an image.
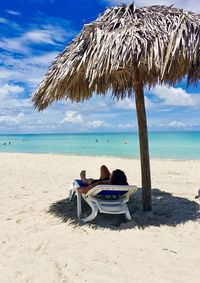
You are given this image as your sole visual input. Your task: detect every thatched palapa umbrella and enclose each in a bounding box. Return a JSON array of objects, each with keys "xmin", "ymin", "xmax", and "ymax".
[{"xmin": 32, "ymin": 3, "xmax": 200, "ymax": 211}]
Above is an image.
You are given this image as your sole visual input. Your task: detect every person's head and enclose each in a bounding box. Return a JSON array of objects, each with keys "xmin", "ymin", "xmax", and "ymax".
[{"xmin": 110, "ymin": 169, "xmax": 128, "ymax": 185}]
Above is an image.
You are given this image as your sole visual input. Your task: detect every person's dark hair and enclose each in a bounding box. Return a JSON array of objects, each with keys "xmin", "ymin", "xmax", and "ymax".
[{"xmin": 110, "ymin": 169, "xmax": 128, "ymax": 185}]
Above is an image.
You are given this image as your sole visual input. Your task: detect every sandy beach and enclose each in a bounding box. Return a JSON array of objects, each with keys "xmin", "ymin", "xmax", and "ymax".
[{"xmin": 0, "ymin": 152, "xmax": 200, "ymax": 283}]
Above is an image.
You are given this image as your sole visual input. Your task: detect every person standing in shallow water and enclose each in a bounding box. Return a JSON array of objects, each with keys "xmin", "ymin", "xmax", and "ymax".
[{"xmin": 78, "ymin": 165, "xmax": 128, "ymax": 194}]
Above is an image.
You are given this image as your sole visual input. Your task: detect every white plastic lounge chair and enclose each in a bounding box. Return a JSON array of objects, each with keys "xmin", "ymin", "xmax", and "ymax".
[{"xmin": 69, "ymin": 179, "xmax": 138, "ymax": 223}]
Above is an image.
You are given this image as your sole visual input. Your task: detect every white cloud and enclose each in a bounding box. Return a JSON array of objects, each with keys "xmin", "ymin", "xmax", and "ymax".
[
  {"xmin": 30, "ymin": 0, "xmax": 55, "ymax": 2},
  {"xmin": 104, "ymin": 0, "xmax": 200, "ymax": 13},
  {"xmin": 0, "ymin": 51, "xmax": 59, "ymax": 87},
  {"xmin": 0, "ymin": 84, "xmax": 31, "ymax": 111},
  {"xmin": 60, "ymin": 111, "xmax": 108, "ymax": 129},
  {"xmin": 144, "ymin": 96, "xmax": 156, "ymax": 109},
  {"xmin": 104, "ymin": 0, "xmax": 132, "ymax": 4},
  {"xmin": 0, "ymin": 113, "xmax": 25, "ymax": 125},
  {"xmin": 0, "ymin": 17, "xmax": 9, "ymax": 24},
  {"xmin": 6, "ymin": 10, "xmax": 21, "ymax": 16},
  {"xmin": 22, "ymin": 23, "xmax": 73, "ymax": 45},
  {"xmin": 26, "ymin": 52, "xmax": 59, "ymax": 65},
  {"xmin": 60, "ymin": 111, "xmax": 83, "ymax": 124},
  {"xmin": 0, "ymin": 28, "xmax": 59, "ymax": 53},
  {"xmin": 115, "ymin": 96, "xmax": 155, "ymax": 109},
  {"xmin": 0, "ymin": 18, "xmax": 75, "ymax": 54},
  {"xmin": 115, "ymin": 98, "xmax": 135, "ymax": 109},
  {"xmin": 118, "ymin": 123, "xmax": 134, "ymax": 129},
  {"xmin": 0, "ymin": 69, "xmax": 21, "ymax": 80},
  {"xmin": 0, "ymin": 84, "xmax": 24, "ymax": 98},
  {"xmin": 0, "ymin": 37, "xmax": 28, "ymax": 53},
  {"xmin": 0, "ymin": 16, "xmax": 76, "ymax": 88},
  {"xmin": 3, "ymin": 98, "xmax": 31, "ymax": 109},
  {"xmin": 168, "ymin": 121, "xmax": 186, "ymax": 128},
  {"xmin": 87, "ymin": 120, "xmax": 107, "ymax": 128},
  {"xmin": 23, "ymin": 30, "xmax": 55, "ymax": 44},
  {"xmin": 0, "ymin": 16, "xmax": 20, "ymax": 29},
  {"xmin": 0, "ymin": 84, "xmax": 24, "ymax": 94},
  {"xmin": 152, "ymin": 85, "xmax": 198, "ymax": 107}
]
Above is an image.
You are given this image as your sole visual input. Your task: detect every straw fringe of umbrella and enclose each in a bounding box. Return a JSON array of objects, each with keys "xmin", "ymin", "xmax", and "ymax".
[{"xmin": 32, "ymin": 4, "xmax": 200, "ymax": 110}]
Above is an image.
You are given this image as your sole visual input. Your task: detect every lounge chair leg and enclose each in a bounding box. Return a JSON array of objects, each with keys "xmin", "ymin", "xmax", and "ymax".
[
  {"xmin": 69, "ymin": 183, "xmax": 76, "ymax": 201},
  {"xmin": 69, "ymin": 190, "xmax": 76, "ymax": 201},
  {"xmin": 124, "ymin": 205, "xmax": 131, "ymax": 221},
  {"xmin": 81, "ymin": 200, "xmax": 98, "ymax": 223},
  {"xmin": 77, "ymin": 191, "xmax": 82, "ymax": 220}
]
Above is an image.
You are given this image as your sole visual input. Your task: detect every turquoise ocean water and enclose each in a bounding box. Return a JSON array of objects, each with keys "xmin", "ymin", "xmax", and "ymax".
[{"xmin": 0, "ymin": 132, "xmax": 200, "ymax": 160}]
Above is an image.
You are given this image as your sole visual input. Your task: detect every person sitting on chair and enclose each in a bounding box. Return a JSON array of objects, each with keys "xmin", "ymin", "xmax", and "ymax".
[{"xmin": 78, "ymin": 165, "xmax": 128, "ymax": 194}]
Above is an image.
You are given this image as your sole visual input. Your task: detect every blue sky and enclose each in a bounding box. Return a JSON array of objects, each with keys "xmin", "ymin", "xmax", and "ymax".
[{"xmin": 0, "ymin": 0, "xmax": 200, "ymax": 134}]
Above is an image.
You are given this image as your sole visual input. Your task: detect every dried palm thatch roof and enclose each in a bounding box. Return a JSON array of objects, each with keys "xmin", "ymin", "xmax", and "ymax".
[{"xmin": 32, "ymin": 3, "xmax": 200, "ymax": 110}]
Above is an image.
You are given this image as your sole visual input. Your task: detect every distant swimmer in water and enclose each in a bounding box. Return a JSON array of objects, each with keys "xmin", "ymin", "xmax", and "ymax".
[
  {"xmin": 107, "ymin": 139, "xmax": 110, "ymax": 143},
  {"xmin": 124, "ymin": 139, "xmax": 128, "ymax": 144},
  {"xmin": 96, "ymin": 139, "xmax": 98, "ymax": 142}
]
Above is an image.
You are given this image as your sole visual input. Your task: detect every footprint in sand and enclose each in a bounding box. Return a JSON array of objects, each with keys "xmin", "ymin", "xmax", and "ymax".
[
  {"xmin": 54, "ymin": 261, "xmax": 68, "ymax": 282},
  {"xmin": 17, "ymin": 210, "xmax": 26, "ymax": 214},
  {"xmin": 34, "ymin": 244, "xmax": 42, "ymax": 252}
]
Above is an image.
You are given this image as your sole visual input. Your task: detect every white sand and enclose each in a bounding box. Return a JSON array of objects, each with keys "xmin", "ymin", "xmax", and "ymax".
[{"xmin": 0, "ymin": 153, "xmax": 200, "ymax": 283}]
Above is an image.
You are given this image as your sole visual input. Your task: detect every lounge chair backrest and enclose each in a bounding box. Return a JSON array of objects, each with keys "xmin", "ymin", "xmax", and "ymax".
[
  {"xmin": 73, "ymin": 179, "xmax": 137, "ymax": 198},
  {"xmin": 86, "ymin": 185, "xmax": 137, "ymax": 198}
]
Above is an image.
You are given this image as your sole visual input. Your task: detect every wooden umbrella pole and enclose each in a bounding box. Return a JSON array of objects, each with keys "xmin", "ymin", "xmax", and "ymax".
[{"xmin": 135, "ymin": 83, "xmax": 152, "ymax": 211}]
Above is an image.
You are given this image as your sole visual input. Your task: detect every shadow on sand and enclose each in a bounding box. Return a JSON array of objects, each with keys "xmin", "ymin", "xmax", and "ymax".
[{"xmin": 48, "ymin": 188, "xmax": 200, "ymax": 230}]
